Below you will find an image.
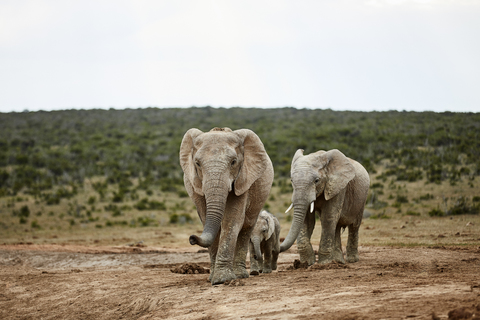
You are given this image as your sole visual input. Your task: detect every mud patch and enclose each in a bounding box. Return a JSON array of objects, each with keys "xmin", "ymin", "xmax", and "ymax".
[
  {"xmin": 447, "ymin": 304, "xmax": 480, "ymax": 320},
  {"xmin": 309, "ymin": 261, "xmax": 349, "ymax": 270},
  {"xmin": 384, "ymin": 261, "xmax": 420, "ymax": 270},
  {"xmin": 286, "ymin": 259, "xmax": 309, "ymax": 270},
  {"xmin": 285, "ymin": 260, "xmax": 349, "ymax": 271},
  {"xmin": 170, "ymin": 263, "xmax": 210, "ymax": 274}
]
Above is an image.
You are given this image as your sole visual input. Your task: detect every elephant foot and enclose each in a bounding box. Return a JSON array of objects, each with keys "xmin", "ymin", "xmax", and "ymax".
[
  {"xmin": 318, "ymin": 252, "xmax": 345, "ymax": 265},
  {"xmin": 250, "ymin": 270, "xmax": 260, "ymax": 276},
  {"xmin": 346, "ymin": 253, "xmax": 359, "ymax": 263},
  {"xmin": 211, "ymin": 268, "xmax": 237, "ymax": 285},
  {"xmin": 262, "ymin": 268, "xmax": 272, "ymax": 274},
  {"xmin": 298, "ymin": 246, "xmax": 315, "ymax": 266},
  {"xmin": 234, "ymin": 267, "xmax": 250, "ymax": 279}
]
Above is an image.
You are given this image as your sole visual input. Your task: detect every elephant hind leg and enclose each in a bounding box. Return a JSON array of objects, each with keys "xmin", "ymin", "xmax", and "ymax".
[
  {"xmin": 271, "ymin": 249, "xmax": 279, "ymax": 270},
  {"xmin": 346, "ymin": 224, "xmax": 360, "ymax": 263},
  {"xmin": 332, "ymin": 225, "xmax": 345, "ymax": 264}
]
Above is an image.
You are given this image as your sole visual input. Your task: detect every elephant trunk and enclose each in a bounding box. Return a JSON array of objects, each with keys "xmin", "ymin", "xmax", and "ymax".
[
  {"xmin": 280, "ymin": 202, "xmax": 309, "ymax": 252},
  {"xmin": 252, "ymin": 236, "xmax": 263, "ymax": 261},
  {"xmin": 189, "ymin": 175, "xmax": 229, "ymax": 248}
]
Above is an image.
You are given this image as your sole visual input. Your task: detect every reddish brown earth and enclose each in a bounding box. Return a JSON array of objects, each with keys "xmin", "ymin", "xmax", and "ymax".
[{"xmin": 1, "ymin": 244, "xmax": 480, "ymax": 320}]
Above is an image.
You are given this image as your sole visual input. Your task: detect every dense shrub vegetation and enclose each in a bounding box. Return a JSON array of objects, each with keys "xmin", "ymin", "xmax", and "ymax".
[{"xmin": 0, "ymin": 107, "xmax": 479, "ymax": 222}]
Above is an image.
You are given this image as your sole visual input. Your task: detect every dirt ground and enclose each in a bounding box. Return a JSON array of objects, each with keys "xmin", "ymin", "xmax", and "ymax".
[{"xmin": 1, "ymin": 243, "xmax": 479, "ymax": 320}]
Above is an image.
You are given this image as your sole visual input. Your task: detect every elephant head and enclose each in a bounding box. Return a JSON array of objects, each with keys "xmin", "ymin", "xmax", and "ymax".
[
  {"xmin": 280, "ymin": 149, "xmax": 355, "ymax": 252},
  {"xmin": 250, "ymin": 210, "xmax": 275, "ymax": 262},
  {"xmin": 180, "ymin": 127, "xmax": 269, "ymax": 248}
]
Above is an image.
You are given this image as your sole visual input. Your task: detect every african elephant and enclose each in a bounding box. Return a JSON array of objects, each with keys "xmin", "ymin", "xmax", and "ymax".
[
  {"xmin": 280, "ymin": 149, "xmax": 370, "ymax": 265},
  {"xmin": 249, "ymin": 210, "xmax": 280, "ymax": 275},
  {"xmin": 179, "ymin": 127, "xmax": 274, "ymax": 285}
]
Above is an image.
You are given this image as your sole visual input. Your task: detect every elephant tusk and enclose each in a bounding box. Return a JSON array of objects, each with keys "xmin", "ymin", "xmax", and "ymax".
[
  {"xmin": 310, "ymin": 202, "xmax": 314, "ymax": 213},
  {"xmin": 285, "ymin": 203, "xmax": 293, "ymax": 214}
]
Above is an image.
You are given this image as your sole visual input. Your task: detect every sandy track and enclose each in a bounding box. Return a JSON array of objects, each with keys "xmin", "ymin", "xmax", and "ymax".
[{"xmin": 1, "ymin": 244, "xmax": 479, "ymax": 319}]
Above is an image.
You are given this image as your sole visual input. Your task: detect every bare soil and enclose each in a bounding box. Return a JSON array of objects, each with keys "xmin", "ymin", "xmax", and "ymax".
[{"xmin": 1, "ymin": 243, "xmax": 480, "ymax": 320}]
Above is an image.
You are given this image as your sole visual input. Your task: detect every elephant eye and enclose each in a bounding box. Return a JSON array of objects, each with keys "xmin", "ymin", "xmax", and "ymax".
[
  {"xmin": 314, "ymin": 178, "xmax": 320, "ymax": 184},
  {"xmin": 195, "ymin": 161, "xmax": 201, "ymax": 167},
  {"xmin": 231, "ymin": 159, "xmax": 236, "ymax": 166}
]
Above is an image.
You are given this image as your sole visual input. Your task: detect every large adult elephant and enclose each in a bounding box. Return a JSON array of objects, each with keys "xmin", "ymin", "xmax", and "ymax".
[
  {"xmin": 180, "ymin": 127, "xmax": 274, "ymax": 285},
  {"xmin": 280, "ymin": 149, "xmax": 370, "ymax": 265}
]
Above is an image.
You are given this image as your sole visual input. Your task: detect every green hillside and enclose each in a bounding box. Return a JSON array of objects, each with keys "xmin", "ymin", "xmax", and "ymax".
[{"xmin": 0, "ymin": 107, "xmax": 479, "ymax": 244}]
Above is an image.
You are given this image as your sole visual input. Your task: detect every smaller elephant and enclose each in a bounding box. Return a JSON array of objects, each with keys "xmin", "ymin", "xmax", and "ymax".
[
  {"xmin": 249, "ymin": 210, "xmax": 281, "ymax": 275},
  {"xmin": 280, "ymin": 149, "xmax": 370, "ymax": 265}
]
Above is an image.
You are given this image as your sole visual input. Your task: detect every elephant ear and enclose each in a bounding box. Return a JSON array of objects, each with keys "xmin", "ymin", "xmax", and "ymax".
[
  {"xmin": 265, "ymin": 212, "xmax": 275, "ymax": 240},
  {"xmin": 179, "ymin": 128, "xmax": 204, "ymax": 196},
  {"xmin": 292, "ymin": 149, "xmax": 304, "ymax": 167},
  {"xmin": 323, "ymin": 149, "xmax": 355, "ymax": 201},
  {"xmin": 233, "ymin": 129, "xmax": 269, "ymax": 196}
]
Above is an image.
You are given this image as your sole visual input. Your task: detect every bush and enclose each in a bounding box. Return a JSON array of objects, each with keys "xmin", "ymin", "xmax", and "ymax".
[
  {"xmin": 31, "ymin": 220, "xmax": 41, "ymax": 229},
  {"xmin": 87, "ymin": 196, "xmax": 96, "ymax": 205},
  {"xmin": 137, "ymin": 215, "xmax": 158, "ymax": 227},
  {"xmin": 428, "ymin": 208, "xmax": 445, "ymax": 217},
  {"xmin": 177, "ymin": 190, "xmax": 189, "ymax": 198},
  {"xmin": 419, "ymin": 193, "xmax": 434, "ymax": 201},
  {"xmin": 447, "ymin": 196, "xmax": 480, "ymax": 215},
  {"xmin": 20, "ymin": 205, "xmax": 30, "ymax": 217},
  {"xmin": 396, "ymin": 195, "xmax": 409, "ymax": 203},
  {"xmin": 370, "ymin": 212, "xmax": 391, "ymax": 219},
  {"xmin": 169, "ymin": 213, "xmax": 193, "ymax": 224},
  {"xmin": 134, "ymin": 198, "xmax": 166, "ymax": 211},
  {"xmin": 405, "ymin": 210, "xmax": 420, "ymax": 216}
]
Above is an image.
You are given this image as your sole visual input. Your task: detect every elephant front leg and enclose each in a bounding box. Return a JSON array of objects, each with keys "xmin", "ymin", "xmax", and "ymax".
[
  {"xmin": 249, "ymin": 241, "xmax": 262, "ymax": 275},
  {"xmin": 296, "ymin": 210, "xmax": 316, "ymax": 265},
  {"xmin": 211, "ymin": 195, "xmax": 246, "ymax": 285},
  {"xmin": 207, "ymin": 234, "xmax": 220, "ymax": 282},
  {"xmin": 346, "ymin": 224, "xmax": 360, "ymax": 263},
  {"xmin": 262, "ymin": 241, "xmax": 274, "ymax": 273},
  {"xmin": 233, "ymin": 226, "xmax": 253, "ymax": 279},
  {"xmin": 318, "ymin": 218, "xmax": 345, "ymax": 264}
]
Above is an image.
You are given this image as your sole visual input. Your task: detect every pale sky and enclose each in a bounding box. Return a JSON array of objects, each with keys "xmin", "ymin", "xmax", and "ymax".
[{"xmin": 1, "ymin": 0, "xmax": 479, "ymax": 113}]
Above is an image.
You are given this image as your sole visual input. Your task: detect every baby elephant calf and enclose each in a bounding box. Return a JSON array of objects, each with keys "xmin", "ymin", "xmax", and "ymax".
[{"xmin": 249, "ymin": 210, "xmax": 281, "ymax": 275}]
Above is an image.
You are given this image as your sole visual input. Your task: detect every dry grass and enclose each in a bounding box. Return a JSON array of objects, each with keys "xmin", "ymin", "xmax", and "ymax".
[{"xmin": 1, "ymin": 167, "xmax": 479, "ymax": 248}]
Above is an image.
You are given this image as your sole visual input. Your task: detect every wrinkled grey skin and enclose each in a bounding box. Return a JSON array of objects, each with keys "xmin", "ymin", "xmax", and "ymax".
[
  {"xmin": 280, "ymin": 149, "xmax": 370, "ymax": 265},
  {"xmin": 249, "ymin": 210, "xmax": 281, "ymax": 275},
  {"xmin": 180, "ymin": 127, "xmax": 274, "ymax": 285}
]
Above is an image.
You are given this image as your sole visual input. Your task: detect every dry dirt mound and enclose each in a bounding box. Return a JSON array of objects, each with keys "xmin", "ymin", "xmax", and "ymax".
[
  {"xmin": 170, "ymin": 263, "xmax": 210, "ymax": 274},
  {"xmin": 286, "ymin": 259, "xmax": 349, "ymax": 270},
  {"xmin": 446, "ymin": 304, "xmax": 480, "ymax": 320}
]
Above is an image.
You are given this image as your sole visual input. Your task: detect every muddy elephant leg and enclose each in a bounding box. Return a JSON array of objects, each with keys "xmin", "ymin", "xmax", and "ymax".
[
  {"xmin": 233, "ymin": 226, "xmax": 253, "ymax": 279},
  {"xmin": 332, "ymin": 225, "xmax": 345, "ymax": 264},
  {"xmin": 346, "ymin": 224, "xmax": 360, "ymax": 263},
  {"xmin": 211, "ymin": 194, "xmax": 247, "ymax": 285},
  {"xmin": 207, "ymin": 234, "xmax": 220, "ymax": 282},
  {"xmin": 249, "ymin": 241, "xmax": 262, "ymax": 275},
  {"xmin": 318, "ymin": 192, "xmax": 345, "ymax": 264},
  {"xmin": 271, "ymin": 244, "xmax": 279, "ymax": 271},
  {"xmin": 296, "ymin": 209, "xmax": 316, "ymax": 265},
  {"xmin": 262, "ymin": 241, "xmax": 274, "ymax": 273}
]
